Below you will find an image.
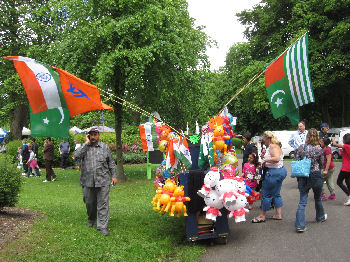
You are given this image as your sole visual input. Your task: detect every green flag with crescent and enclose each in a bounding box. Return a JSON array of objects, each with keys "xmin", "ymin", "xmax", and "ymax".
[
  {"xmin": 264, "ymin": 34, "xmax": 314, "ymax": 125},
  {"xmin": 30, "ymin": 107, "xmax": 70, "ymax": 139}
]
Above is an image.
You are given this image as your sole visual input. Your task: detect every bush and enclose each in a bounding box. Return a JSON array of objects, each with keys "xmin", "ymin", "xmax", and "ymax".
[
  {"xmin": 232, "ymin": 137, "xmax": 244, "ymax": 149},
  {"xmin": 122, "ymin": 152, "xmax": 146, "ymax": 164},
  {"xmin": 0, "ymin": 154, "xmax": 22, "ymax": 209},
  {"xmin": 6, "ymin": 140, "xmax": 23, "ymax": 164}
]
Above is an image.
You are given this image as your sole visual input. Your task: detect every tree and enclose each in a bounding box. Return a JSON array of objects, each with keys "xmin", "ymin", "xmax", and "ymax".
[
  {"xmin": 48, "ymin": 0, "xmax": 209, "ymax": 181},
  {"xmin": 0, "ymin": 0, "xmax": 60, "ymax": 138},
  {"xmin": 236, "ymin": 0, "xmax": 350, "ymax": 128}
]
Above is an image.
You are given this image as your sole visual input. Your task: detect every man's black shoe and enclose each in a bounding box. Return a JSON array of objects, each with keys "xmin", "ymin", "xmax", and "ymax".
[{"xmin": 98, "ymin": 228, "xmax": 109, "ymax": 236}]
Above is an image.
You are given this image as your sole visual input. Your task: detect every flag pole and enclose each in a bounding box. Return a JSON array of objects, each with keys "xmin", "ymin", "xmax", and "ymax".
[{"xmin": 218, "ymin": 31, "xmax": 308, "ymax": 115}]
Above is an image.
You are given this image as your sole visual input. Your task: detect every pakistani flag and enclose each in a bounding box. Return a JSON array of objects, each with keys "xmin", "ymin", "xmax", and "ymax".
[
  {"xmin": 264, "ymin": 33, "xmax": 314, "ymax": 125},
  {"xmin": 30, "ymin": 107, "xmax": 70, "ymax": 139}
]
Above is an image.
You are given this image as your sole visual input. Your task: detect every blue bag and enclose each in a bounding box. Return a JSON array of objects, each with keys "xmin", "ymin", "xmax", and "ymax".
[{"xmin": 291, "ymin": 157, "xmax": 311, "ymax": 178}]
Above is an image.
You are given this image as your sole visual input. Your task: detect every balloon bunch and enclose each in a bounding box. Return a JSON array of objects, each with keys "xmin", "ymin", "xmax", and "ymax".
[
  {"xmin": 151, "ymin": 179, "xmax": 191, "ymax": 217},
  {"xmin": 198, "ymin": 112, "xmax": 259, "ymax": 223},
  {"xmin": 200, "ymin": 115, "xmax": 237, "ymax": 166},
  {"xmin": 197, "ymin": 164, "xmax": 251, "ymax": 223}
]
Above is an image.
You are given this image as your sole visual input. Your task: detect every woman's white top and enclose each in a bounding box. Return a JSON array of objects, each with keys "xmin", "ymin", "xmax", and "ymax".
[{"xmin": 264, "ymin": 145, "xmax": 284, "ymax": 168}]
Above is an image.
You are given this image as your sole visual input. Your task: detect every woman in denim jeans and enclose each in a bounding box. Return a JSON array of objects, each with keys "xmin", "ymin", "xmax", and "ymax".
[
  {"xmin": 252, "ymin": 131, "xmax": 287, "ymax": 223},
  {"xmin": 295, "ymin": 128, "xmax": 327, "ymax": 233}
]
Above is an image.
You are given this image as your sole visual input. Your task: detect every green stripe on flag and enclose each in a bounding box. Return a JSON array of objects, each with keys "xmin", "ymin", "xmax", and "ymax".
[
  {"xmin": 46, "ymin": 66, "xmax": 68, "ymax": 109},
  {"xmin": 284, "ymin": 34, "xmax": 314, "ymax": 109}
]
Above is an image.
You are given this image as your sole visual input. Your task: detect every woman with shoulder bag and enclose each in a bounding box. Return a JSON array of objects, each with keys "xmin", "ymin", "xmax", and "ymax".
[
  {"xmin": 252, "ymin": 131, "xmax": 287, "ymax": 223},
  {"xmin": 295, "ymin": 128, "xmax": 327, "ymax": 233}
]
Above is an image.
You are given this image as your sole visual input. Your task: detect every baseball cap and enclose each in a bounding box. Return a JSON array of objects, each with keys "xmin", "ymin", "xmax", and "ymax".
[
  {"xmin": 88, "ymin": 127, "xmax": 100, "ymax": 134},
  {"xmin": 320, "ymin": 123, "xmax": 329, "ymax": 129}
]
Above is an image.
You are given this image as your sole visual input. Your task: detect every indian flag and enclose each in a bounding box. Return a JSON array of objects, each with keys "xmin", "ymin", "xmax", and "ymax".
[
  {"xmin": 175, "ymin": 137, "xmax": 192, "ymax": 169},
  {"xmin": 4, "ymin": 56, "xmax": 66, "ymax": 113},
  {"xmin": 139, "ymin": 122, "xmax": 158, "ymax": 151},
  {"xmin": 264, "ymin": 33, "xmax": 314, "ymax": 124}
]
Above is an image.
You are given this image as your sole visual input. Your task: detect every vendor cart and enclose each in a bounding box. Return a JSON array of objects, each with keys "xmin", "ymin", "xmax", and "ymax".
[{"xmin": 179, "ymin": 144, "xmax": 230, "ymax": 244}]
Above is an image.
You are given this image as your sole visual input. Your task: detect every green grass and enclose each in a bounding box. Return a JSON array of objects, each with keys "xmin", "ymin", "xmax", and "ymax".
[{"xmin": 0, "ymin": 165, "xmax": 205, "ymax": 261}]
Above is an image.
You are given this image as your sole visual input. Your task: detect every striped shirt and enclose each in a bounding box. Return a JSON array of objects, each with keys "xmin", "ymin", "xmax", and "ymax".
[
  {"xmin": 74, "ymin": 141, "xmax": 116, "ymax": 187},
  {"xmin": 288, "ymin": 130, "xmax": 308, "ymax": 150}
]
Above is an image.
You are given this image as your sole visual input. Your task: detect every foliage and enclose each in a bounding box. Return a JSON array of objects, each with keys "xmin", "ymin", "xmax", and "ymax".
[
  {"xmin": 0, "ymin": 167, "xmax": 204, "ymax": 260},
  {"xmin": 5, "ymin": 140, "xmax": 23, "ymax": 164},
  {"xmin": 0, "ymin": 154, "xmax": 22, "ymax": 209},
  {"xmin": 232, "ymin": 137, "xmax": 245, "ymax": 150},
  {"xmin": 70, "ymin": 110, "xmax": 116, "ymax": 130},
  {"xmin": 122, "ymin": 152, "xmax": 146, "ymax": 164}
]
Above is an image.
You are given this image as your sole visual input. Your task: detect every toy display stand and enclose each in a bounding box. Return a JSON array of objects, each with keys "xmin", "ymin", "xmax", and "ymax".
[
  {"xmin": 179, "ymin": 143, "xmax": 230, "ymax": 245},
  {"xmin": 179, "ymin": 171, "xmax": 229, "ymax": 245}
]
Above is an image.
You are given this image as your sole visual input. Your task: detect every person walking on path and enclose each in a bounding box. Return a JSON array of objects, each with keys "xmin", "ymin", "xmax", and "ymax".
[
  {"xmin": 74, "ymin": 127, "xmax": 117, "ymax": 236},
  {"xmin": 43, "ymin": 137, "xmax": 56, "ymax": 183},
  {"xmin": 242, "ymin": 132, "xmax": 258, "ymax": 170},
  {"xmin": 319, "ymin": 123, "xmax": 330, "ymax": 140},
  {"xmin": 21, "ymin": 139, "xmax": 30, "ymax": 176},
  {"xmin": 320, "ymin": 138, "xmax": 336, "ymax": 200},
  {"xmin": 332, "ymin": 133, "xmax": 350, "ymax": 206},
  {"xmin": 251, "ymin": 131, "xmax": 287, "ymax": 223},
  {"xmin": 295, "ymin": 128, "xmax": 327, "ymax": 233},
  {"xmin": 30, "ymin": 137, "xmax": 39, "ymax": 157},
  {"xmin": 59, "ymin": 140, "xmax": 70, "ymax": 170},
  {"xmin": 26, "ymin": 146, "xmax": 41, "ymax": 178},
  {"xmin": 288, "ymin": 121, "xmax": 308, "ymax": 151}
]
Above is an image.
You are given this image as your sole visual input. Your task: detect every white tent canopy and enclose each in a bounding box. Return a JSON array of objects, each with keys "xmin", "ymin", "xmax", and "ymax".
[
  {"xmin": 0, "ymin": 128, "xmax": 8, "ymax": 142},
  {"xmin": 22, "ymin": 127, "xmax": 31, "ymax": 136},
  {"xmin": 0, "ymin": 128, "xmax": 7, "ymax": 136},
  {"xmin": 82, "ymin": 126, "xmax": 115, "ymax": 133},
  {"xmin": 69, "ymin": 126, "xmax": 83, "ymax": 134}
]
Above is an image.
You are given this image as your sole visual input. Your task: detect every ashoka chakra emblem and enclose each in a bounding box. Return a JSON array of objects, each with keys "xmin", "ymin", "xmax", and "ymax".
[{"xmin": 36, "ymin": 72, "xmax": 52, "ymax": 82}]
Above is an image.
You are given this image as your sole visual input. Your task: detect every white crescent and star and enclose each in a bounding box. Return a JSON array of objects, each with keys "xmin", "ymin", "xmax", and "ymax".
[
  {"xmin": 41, "ymin": 107, "xmax": 65, "ymax": 125},
  {"xmin": 43, "ymin": 117, "xmax": 49, "ymax": 124},
  {"xmin": 270, "ymin": 90, "xmax": 285, "ymax": 108}
]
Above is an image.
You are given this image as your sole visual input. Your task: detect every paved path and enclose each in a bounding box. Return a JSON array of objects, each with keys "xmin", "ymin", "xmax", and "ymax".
[{"xmin": 200, "ymin": 161, "xmax": 350, "ymax": 262}]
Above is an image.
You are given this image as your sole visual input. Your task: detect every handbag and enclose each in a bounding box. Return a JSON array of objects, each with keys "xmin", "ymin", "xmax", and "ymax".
[{"xmin": 291, "ymin": 157, "xmax": 311, "ymax": 178}]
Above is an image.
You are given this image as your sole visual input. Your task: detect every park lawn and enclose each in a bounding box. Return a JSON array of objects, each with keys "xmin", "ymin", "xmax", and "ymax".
[{"xmin": 0, "ymin": 165, "xmax": 205, "ymax": 262}]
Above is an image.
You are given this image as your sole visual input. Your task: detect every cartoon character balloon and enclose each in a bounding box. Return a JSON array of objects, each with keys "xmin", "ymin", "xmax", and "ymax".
[
  {"xmin": 203, "ymin": 191, "xmax": 224, "ymax": 221},
  {"xmin": 197, "ymin": 170, "xmax": 221, "ymax": 198}
]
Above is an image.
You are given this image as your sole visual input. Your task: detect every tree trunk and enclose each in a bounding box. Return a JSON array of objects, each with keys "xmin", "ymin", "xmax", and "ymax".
[
  {"xmin": 114, "ymin": 102, "xmax": 126, "ymax": 181},
  {"xmin": 10, "ymin": 104, "xmax": 29, "ymax": 139},
  {"xmin": 320, "ymin": 99, "xmax": 331, "ymax": 126}
]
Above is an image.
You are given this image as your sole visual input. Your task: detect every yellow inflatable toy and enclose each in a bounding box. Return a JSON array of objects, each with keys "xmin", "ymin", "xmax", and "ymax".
[
  {"xmin": 169, "ymin": 185, "xmax": 191, "ymax": 217},
  {"xmin": 155, "ymin": 179, "xmax": 177, "ymax": 214}
]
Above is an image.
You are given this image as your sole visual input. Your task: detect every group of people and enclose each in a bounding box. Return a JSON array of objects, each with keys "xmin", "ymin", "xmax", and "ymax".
[
  {"xmin": 240, "ymin": 122, "xmax": 350, "ymax": 233},
  {"xmin": 17, "ymin": 138, "xmax": 83, "ymax": 182}
]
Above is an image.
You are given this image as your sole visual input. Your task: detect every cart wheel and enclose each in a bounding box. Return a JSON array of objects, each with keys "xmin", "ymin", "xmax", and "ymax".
[
  {"xmin": 215, "ymin": 237, "xmax": 228, "ymax": 245},
  {"xmin": 189, "ymin": 240, "xmax": 196, "ymax": 246}
]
